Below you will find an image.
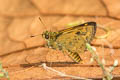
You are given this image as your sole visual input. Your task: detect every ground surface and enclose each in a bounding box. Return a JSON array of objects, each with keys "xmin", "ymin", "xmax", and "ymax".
[{"xmin": 0, "ymin": 0, "xmax": 120, "ymax": 80}]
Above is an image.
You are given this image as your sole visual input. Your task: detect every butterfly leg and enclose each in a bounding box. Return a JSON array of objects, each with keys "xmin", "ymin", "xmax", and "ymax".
[{"xmin": 47, "ymin": 40, "xmax": 57, "ymax": 49}]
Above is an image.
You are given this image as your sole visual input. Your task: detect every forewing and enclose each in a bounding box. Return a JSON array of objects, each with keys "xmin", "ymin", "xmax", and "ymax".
[{"xmin": 59, "ymin": 22, "xmax": 96, "ymax": 43}]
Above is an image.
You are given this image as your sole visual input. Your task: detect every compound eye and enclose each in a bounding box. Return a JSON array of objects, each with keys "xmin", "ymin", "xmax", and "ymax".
[{"xmin": 45, "ymin": 35, "xmax": 49, "ymax": 39}]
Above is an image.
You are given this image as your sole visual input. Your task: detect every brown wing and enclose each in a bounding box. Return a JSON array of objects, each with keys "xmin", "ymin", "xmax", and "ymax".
[
  {"xmin": 50, "ymin": 22, "xmax": 96, "ymax": 62},
  {"xmin": 59, "ymin": 22, "xmax": 96, "ymax": 43},
  {"xmin": 53, "ymin": 32, "xmax": 86, "ymax": 63}
]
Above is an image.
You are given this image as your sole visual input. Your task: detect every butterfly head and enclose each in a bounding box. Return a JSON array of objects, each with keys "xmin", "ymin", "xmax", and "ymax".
[
  {"xmin": 42, "ymin": 31, "xmax": 58, "ymax": 41},
  {"xmin": 42, "ymin": 31, "xmax": 50, "ymax": 39}
]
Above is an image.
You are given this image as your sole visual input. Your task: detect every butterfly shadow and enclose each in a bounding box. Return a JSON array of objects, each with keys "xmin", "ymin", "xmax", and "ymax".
[{"xmin": 20, "ymin": 61, "xmax": 79, "ymax": 68}]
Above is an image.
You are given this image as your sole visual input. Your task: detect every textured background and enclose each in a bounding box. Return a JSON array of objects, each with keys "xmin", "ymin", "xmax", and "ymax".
[{"xmin": 0, "ymin": 0, "xmax": 120, "ymax": 80}]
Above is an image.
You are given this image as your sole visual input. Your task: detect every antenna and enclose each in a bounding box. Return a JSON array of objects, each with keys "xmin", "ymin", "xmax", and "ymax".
[
  {"xmin": 30, "ymin": 33, "xmax": 42, "ymax": 37},
  {"xmin": 30, "ymin": 16, "xmax": 47, "ymax": 38},
  {"xmin": 39, "ymin": 16, "xmax": 47, "ymax": 29}
]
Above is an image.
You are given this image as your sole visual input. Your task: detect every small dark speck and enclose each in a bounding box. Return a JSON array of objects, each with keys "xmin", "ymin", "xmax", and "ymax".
[{"xmin": 76, "ymin": 32, "xmax": 80, "ymax": 35}]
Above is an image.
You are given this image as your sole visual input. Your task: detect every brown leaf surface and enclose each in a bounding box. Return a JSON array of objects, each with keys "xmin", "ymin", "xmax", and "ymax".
[{"xmin": 0, "ymin": 0, "xmax": 120, "ymax": 80}]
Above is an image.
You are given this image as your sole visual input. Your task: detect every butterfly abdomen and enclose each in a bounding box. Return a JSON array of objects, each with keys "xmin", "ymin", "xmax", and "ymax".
[{"xmin": 69, "ymin": 52, "xmax": 82, "ymax": 63}]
